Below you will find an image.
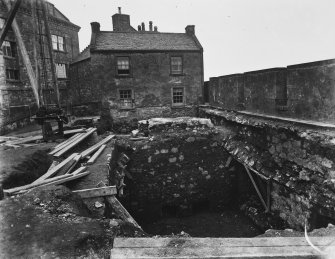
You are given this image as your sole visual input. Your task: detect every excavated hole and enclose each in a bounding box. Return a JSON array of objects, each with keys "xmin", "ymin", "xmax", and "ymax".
[{"xmin": 111, "ymin": 137, "xmax": 279, "ymax": 238}]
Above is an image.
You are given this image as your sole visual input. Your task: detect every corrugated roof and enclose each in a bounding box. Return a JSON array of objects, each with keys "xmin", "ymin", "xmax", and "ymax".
[
  {"xmin": 72, "ymin": 45, "xmax": 91, "ymax": 64},
  {"xmin": 93, "ymin": 31, "xmax": 201, "ymax": 51}
]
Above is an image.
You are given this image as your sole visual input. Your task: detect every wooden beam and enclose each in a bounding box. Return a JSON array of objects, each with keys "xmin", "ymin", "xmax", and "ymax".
[
  {"xmin": 49, "ymin": 133, "xmax": 84, "ymax": 155},
  {"xmin": 73, "ymin": 186, "xmax": 117, "ymax": 199},
  {"xmin": 51, "ymin": 132, "xmax": 82, "ymax": 151},
  {"xmin": 80, "ymin": 134, "xmax": 114, "ymax": 158},
  {"xmin": 33, "ymin": 153, "xmax": 78, "ymax": 183},
  {"xmin": 0, "ymin": 0, "xmax": 22, "ymax": 46},
  {"xmin": 53, "ymin": 128, "xmax": 97, "ymax": 158},
  {"xmin": 3, "ymin": 0, "xmax": 40, "ymax": 108},
  {"xmin": 105, "ymin": 195, "xmax": 142, "ymax": 230},
  {"xmin": 4, "ymin": 174, "xmax": 72, "ymax": 195},
  {"xmin": 87, "ymin": 144, "xmax": 106, "ymax": 165},
  {"xmin": 39, "ymin": 0, "xmax": 59, "ymax": 107},
  {"xmin": 111, "ymin": 237, "xmax": 334, "ymax": 258},
  {"xmin": 4, "ymin": 171, "xmax": 90, "ymax": 195},
  {"xmin": 244, "ymin": 165, "xmax": 269, "ymax": 212},
  {"xmin": 71, "ymin": 166, "xmax": 87, "ymax": 176}
]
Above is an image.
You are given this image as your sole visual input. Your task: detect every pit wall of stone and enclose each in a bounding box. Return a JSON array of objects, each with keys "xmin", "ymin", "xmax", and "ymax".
[
  {"xmin": 115, "ymin": 130, "xmax": 250, "ymax": 223},
  {"xmin": 200, "ymin": 107, "xmax": 335, "ymax": 231},
  {"xmin": 208, "ymin": 58, "xmax": 335, "ymax": 123}
]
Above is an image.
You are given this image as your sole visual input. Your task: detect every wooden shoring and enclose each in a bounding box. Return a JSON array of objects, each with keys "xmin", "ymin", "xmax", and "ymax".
[
  {"xmin": 3, "ymin": 0, "xmax": 40, "ymax": 108},
  {"xmin": 243, "ymin": 165, "xmax": 269, "ymax": 213}
]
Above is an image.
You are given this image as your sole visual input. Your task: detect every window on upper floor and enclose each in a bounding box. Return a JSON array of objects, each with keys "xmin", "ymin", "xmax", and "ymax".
[
  {"xmin": 170, "ymin": 56, "xmax": 183, "ymax": 75},
  {"xmin": 52, "ymin": 35, "xmax": 65, "ymax": 51},
  {"xmin": 117, "ymin": 57, "xmax": 130, "ymax": 75},
  {"xmin": 6, "ymin": 69, "xmax": 19, "ymax": 80},
  {"xmin": 2, "ymin": 41, "xmax": 16, "ymax": 57},
  {"xmin": 0, "ymin": 18, "xmax": 5, "ymax": 29},
  {"xmin": 119, "ymin": 89, "xmax": 134, "ymax": 108},
  {"xmin": 56, "ymin": 63, "xmax": 67, "ymax": 79},
  {"xmin": 172, "ymin": 87, "xmax": 184, "ymax": 106}
]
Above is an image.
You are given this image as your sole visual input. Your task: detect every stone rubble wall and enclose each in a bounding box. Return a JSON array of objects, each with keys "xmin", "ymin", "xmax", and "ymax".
[
  {"xmin": 115, "ymin": 128, "xmax": 246, "ymax": 222},
  {"xmin": 200, "ymin": 107, "xmax": 335, "ymax": 230}
]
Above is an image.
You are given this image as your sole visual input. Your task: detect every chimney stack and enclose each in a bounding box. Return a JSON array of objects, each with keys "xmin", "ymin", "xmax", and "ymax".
[
  {"xmin": 149, "ymin": 21, "xmax": 153, "ymax": 31},
  {"xmin": 118, "ymin": 7, "xmax": 121, "ymax": 14},
  {"xmin": 90, "ymin": 22, "xmax": 100, "ymax": 33},
  {"xmin": 141, "ymin": 22, "xmax": 145, "ymax": 31},
  {"xmin": 185, "ymin": 25, "xmax": 195, "ymax": 36},
  {"xmin": 90, "ymin": 22, "xmax": 100, "ymax": 45},
  {"xmin": 138, "ymin": 25, "xmax": 141, "ymax": 31},
  {"xmin": 154, "ymin": 26, "xmax": 158, "ymax": 32}
]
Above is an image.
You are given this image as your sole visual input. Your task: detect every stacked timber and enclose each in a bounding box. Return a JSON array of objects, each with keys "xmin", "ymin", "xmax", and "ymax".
[{"xmin": 3, "ymin": 131, "xmax": 116, "ymax": 196}]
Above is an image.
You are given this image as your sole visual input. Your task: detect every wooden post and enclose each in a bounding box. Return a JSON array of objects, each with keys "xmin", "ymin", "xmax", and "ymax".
[
  {"xmin": 40, "ymin": 0, "xmax": 60, "ymax": 108},
  {"xmin": 3, "ymin": 0, "xmax": 40, "ymax": 108},
  {"xmin": 244, "ymin": 165, "xmax": 269, "ymax": 212},
  {"xmin": 0, "ymin": 0, "xmax": 22, "ymax": 46},
  {"xmin": 105, "ymin": 195, "xmax": 142, "ymax": 230},
  {"xmin": 0, "ymin": 184, "xmax": 4, "ymax": 200},
  {"xmin": 30, "ymin": 0, "xmax": 43, "ymax": 106},
  {"xmin": 266, "ymin": 179, "xmax": 271, "ymax": 213}
]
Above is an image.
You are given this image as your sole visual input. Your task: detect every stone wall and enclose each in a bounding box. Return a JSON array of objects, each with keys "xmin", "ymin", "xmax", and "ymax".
[
  {"xmin": 286, "ymin": 60, "xmax": 335, "ymax": 122},
  {"xmin": 200, "ymin": 107, "xmax": 335, "ymax": 230},
  {"xmin": 113, "ymin": 126, "xmax": 250, "ymax": 223},
  {"xmin": 208, "ymin": 58, "xmax": 335, "ymax": 122},
  {"xmin": 69, "ymin": 51, "xmax": 203, "ymax": 121},
  {"xmin": 0, "ymin": 0, "xmax": 80, "ymax": 134}
]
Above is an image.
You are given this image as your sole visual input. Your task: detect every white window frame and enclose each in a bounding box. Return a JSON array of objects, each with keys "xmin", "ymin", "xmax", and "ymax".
[
  {"xmin": 52, "ymin": 34, "xmax": 65, "ymax": 51},
  {"xmin": 170, "ymin": 56, "xmax": 183, "ymax": 75},
  {"xmin": 172, "ymin": 87, "xmax": 185, "ymax": 106}
]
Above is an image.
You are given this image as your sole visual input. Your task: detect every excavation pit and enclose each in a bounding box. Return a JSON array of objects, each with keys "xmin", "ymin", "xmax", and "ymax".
[{"xmin": 110, "ymin": 118, "xmax": 278, "ymax": 237}]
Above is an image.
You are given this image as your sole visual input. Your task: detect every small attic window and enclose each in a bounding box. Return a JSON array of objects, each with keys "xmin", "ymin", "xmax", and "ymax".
[{"xmin": 117, "ymin": 57, "xmax": 130, "ymax": 75}]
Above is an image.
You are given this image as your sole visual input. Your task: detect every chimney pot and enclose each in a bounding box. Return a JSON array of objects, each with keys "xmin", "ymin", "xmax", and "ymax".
[
  {"xmin": 138, "ymin": 25, "xmax": 141, "ymax": 31},
  {"xmin": 185, "ymin": 25, "xmax": 195, "ymax": 35},
  {"xmin": 149, "ymin": 21, "xmax": 153, "ymax": 31},
  {"xmin": 141, "ymin": 22, "xmax": 145, "ymax": 31},
  {"xmin": 154, "ymin": 26, "xmax": 158, "ymax": 32},
  {"xmin": 118, "ymin": 7, "xmax": 121, "ymax": 14}
]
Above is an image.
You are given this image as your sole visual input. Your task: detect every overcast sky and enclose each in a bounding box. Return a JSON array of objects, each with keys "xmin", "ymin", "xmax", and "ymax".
[{"xmin": 49, "ymin": 0, "xmax": 335, "ymax": 81}]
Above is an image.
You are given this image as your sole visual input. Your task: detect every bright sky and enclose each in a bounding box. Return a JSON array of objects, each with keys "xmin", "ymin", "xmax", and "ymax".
[{"xmin": 49, "ymin": 0, "xmax": 335, "ymax": 81}]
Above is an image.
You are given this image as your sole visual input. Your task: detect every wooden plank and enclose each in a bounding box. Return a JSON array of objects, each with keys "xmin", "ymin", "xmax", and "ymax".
[
  {"xmin": 63, "ymin": 128, "xmax": 86, "ymax": 135},
  {"xmin": 33, "ymin": 153, "xmax": 78, "ymax": 183},
  {"xmin": 113, "ymin": 237, "xmax": 335, "ymax": 248},
  {"xmin": 49, "ymin": 133, "xmax": 85, "ymax": 155},
  {"xmin": 3, "ymin": 0, "xmax": 40, "ymax": 108},
  {"xmin": 80, "ymin": 134, "xmax": 114, "ymax": 158},
  {"xmin": 244, "ymin": 165, "xmax": 268, "ymax": 212},
  {"xmin": 87, "ymin": 144, "xmax": 106, "ymax": 165},
  {"xmin": 72, "ymin": 186, "xmax": 117, "ymax": 198},
  {"xmin": 71, "ymin": 166, "xmax": 87, "ymax": 176},
  {"xmin": 34, "ymin": 171, "xmax": 90, "ymax": 189},
  {"xmin": 52, "ymin": 132, "xmax": 82, "ymax": 150},
  {"xmin": 53, "ymin": 128, "xmax": 97, "ymax": 158},
  {"xmin": 56, "ymin": 154, "xmax": 81, "ymax": 176},
  {"xmin": 0, "ymin": 0, "xmax": 22, "ymax": 46},
  {"xmin": 4, "ymin": 174, "xmax": 72, "ymax": 195},
  {"xmin": 6, "ymin": 135, "xmax": 42, "ymax": 145},
  {"xmin": 110, "ymin": 246, "xmax": 320, "ymax": 258},
  {"xmin": 105, "ymin": 195, "xmax": 142, "ymax": 230}
]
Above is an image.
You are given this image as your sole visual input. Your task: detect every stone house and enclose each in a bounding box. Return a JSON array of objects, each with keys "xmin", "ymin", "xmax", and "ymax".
[
  {"xmin": 69, "ymin": 9, "xmax": 203, "ymax": 122},
  {"xmin": 0, "ymin": 0, "xmax": 80, "ymax": 133}
]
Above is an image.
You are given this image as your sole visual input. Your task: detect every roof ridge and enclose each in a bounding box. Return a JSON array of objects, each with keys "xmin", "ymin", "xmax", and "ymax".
[{"xmin": 98, "ymin": 31, "xmax": 187, "ymax": 35}]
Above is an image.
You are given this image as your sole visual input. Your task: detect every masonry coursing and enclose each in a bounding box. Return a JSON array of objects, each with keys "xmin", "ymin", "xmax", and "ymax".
[
  {"xmin": 200, "ymin": 107, "xmax": 335, "ymax": 230},
  {"xmin": 0, "ymin": 0, "xmax": 80, "ymax": 133}
]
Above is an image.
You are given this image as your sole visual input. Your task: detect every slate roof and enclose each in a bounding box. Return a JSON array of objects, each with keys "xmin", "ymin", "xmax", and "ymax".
[
  {"xmin": 72, "ymin": 45, "xmax": 91, "ymax": 64},
  {"xmin": 92, "ymin": 31, "xmax": 202, "ymax": 51}
]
